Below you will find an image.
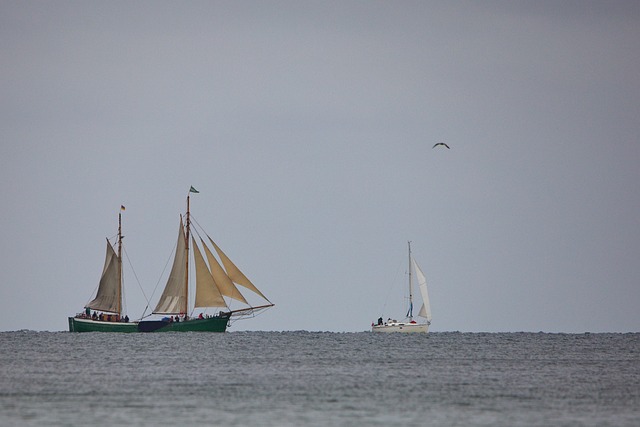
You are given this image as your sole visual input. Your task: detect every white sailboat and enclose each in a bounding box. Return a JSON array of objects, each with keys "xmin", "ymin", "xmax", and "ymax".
[{"xmin": 372, "ymin": 242, "xmax": 432, "ymax": 333}]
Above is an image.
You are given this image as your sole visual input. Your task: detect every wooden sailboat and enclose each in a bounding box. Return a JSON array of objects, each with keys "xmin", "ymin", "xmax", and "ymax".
[
  {"xmin": 372, "ymin": 241, "xmax": 432, "ymax": 333},
  {"xmin": 68, "ymin": 207, "xmax": 139, "ymax": 332},
  {"xmin": 69, "ymin": 189, "xmax": 274, "ymax": 333},
  {"xmin": 137, "ymin": 187, "xmax": 274, "ymax": 332}
]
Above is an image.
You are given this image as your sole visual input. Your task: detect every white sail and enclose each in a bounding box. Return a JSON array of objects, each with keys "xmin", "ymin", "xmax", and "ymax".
[
  {"xmin": 208, "ymin": 237, "xmax": 270, "ymax": 302},
  {"xmin": 86, "ymin": 240, "xmax": 120, "ymax": 313},
  {"xmin": 192, "ymin": 237, "xmax": 227, "ymax": 308},
  {"xmin": 154, "ymin": 219, "xmax": 187, "ymax": 314},
  {"xmin": 412, "ymin": 258, "xmax": 432, "ymax": 322},
  {"xmin": 201, "ymin": 238, "xmax": 248, "ymax": 304}
]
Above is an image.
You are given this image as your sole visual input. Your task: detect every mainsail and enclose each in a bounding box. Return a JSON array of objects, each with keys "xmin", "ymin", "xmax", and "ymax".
[
  {"xmin": 154, "ymin": 219, "xmax": 188, "ymax": 314},
  {"xmin": 86, "ymin": 239, "xmax": 121, "ymax": 313},
  {"xmin": 413, "ymin": 258, "xmax": 432, "ymax": 322}
]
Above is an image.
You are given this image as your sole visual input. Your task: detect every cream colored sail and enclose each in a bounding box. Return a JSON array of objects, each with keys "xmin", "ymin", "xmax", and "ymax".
[
  {"xmin": 413, "ymin": 258, "xmax": 432, "ymax": 322},
  {"xmin": 201, "ymin": 238, "xmax": 248, "ymax": 304},
  {"xmin": 208, "ymin": 237, "xmax": 270, "ymax": 302},
  {"xmin": 154, "ymin": 219, "xmax": 187, "ymax": 314},
  {"xmin": 192, "ymin": 237, "xmax": 227, "ymax": 308},
  {"xmin": 86, "ymin": 240, "xmax": 120, "ymax": 313}
]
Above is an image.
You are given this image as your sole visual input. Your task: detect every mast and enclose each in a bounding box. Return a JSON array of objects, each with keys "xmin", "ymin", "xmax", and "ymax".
[
  {"xmin": 408, "ymin": 241, "xmax": 413, "ymax": 320},
  {"xmin": 117, "ymin": 210, "xmax": 123, "ymax": 316},
  {"xmin": 184, "ymin": 193, "xmax": 191, "ymax": 315}
]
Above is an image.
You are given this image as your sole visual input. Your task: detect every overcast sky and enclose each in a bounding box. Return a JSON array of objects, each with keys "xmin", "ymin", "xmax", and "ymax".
[{"xmin": 1, "ymin": 1, "xmax": 639, "ymax": 333}]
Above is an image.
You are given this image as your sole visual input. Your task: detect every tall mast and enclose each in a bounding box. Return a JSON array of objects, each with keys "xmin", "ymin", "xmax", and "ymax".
[
  {"xmin": 184, "ymin": 194, "xmax": 191, "ymax": 315},
  {"xmin": 408, "ymin": 241, "xmax": 413, "ymax": 320},
  {"xmin": 117, "ymin": 210, "xmax": 123, "ymax": 316}
]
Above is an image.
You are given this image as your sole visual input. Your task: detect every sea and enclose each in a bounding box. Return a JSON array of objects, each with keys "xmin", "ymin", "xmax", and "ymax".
[{"xmin": 0, "ymin": 331, "xmax": 638, "ymax": 427}]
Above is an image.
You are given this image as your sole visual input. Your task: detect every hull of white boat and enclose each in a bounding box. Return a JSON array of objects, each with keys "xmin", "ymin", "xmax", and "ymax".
[{"xmin": 371, "ymin": 322, "xmax": 429, "ymax": 333}]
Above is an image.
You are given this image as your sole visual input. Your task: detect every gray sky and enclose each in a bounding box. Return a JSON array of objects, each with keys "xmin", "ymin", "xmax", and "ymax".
[{"xmin": 1, "ymin": 1, "xmax": 639, "ymax": 333}]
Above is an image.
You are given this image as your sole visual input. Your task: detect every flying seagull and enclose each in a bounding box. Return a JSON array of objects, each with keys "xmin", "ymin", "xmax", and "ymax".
[{"xmin": 432, "ymin": 142, "xmax": 450, "ymax": 149}]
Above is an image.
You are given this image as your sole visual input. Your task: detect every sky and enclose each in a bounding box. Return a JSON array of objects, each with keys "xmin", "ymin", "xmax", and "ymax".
[{"xmin": 1, "ymin": 1, "xmax": 639, "ymax": 333}]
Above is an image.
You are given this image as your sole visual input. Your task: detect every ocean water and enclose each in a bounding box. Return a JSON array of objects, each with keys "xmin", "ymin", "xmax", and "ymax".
[{"xmin": 0, "ymin": 331, "xmax": 638, "ymax": 426}]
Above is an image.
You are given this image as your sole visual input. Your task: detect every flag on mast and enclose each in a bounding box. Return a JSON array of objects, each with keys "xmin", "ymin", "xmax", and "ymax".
[
  {"xmin": 121, "ymin": 205, "xmax": 126, "ymax": 211},
  {"xmin": 189, "ymin": 186, "xmax": 199, "ymax": 193}
]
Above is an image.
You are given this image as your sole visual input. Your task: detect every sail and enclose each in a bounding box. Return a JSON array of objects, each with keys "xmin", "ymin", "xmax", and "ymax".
[
  {"xmin": 201, "ymin": 238, "xmax": 248, "ymax": 304},
  {"xmin": 192, "ymin": 237, "xmax": 227, "ymax": 308},
  {"xmin": 412, "ymin": 258, "xmax": 432, "ymax": 322},
  {"xmin": 208, "ymin": 237, "xmax": 270, "ymax": 302},
  {"xmin": 154, "ymin": 219, "xmax": 188, "ymax": 314},
  {"xmin": 86, "ymin": 240, "xmax": 120, "ymax": 313}
]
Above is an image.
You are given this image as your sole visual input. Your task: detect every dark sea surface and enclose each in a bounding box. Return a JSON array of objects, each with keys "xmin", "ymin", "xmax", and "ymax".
[{"xmin": 0, "ymin": 331, "xmax": 638, "ymax": 426}]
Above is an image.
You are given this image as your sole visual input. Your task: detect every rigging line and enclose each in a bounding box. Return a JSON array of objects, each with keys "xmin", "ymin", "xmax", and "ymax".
[
  {"xmin": 190, "ymin": 224, "xmax": 205, "ymax": 243},
  {"xmin": 190, "ymin": 215, "xmax": 216, "ymax": 243},
  {"xmin": 122, "ymin": 246, "xmax": 150, "ymax": 305},
  {"xmin": 121, "ymin": 269, "xmax": 128, "ymax": 316},
  {"xmin": 190, "ymin": 214, "xmax": 203, "ymax": 232},
  {"xmin": 140, "ymin": 237, "xmax": 179, "ymax": 318},
  {"xmin": 227, "ymin": 306, "xmax": 270, "ymax": 326},
  {"xmin": 188, "ymin": 216, "xmax": 214, "ymax": 256}
]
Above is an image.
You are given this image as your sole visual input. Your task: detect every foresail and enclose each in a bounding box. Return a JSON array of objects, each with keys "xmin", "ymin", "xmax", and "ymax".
[
  {"xmin": 412, "ymin": 258, "xmax": 432, "ymax": 322},
  {"xmin": 192, "ymin": 237, "xmax": 227, "ymax": 308},
  {"xmin": 201, "ymin": 238, "xmax": 248, "ymax": 304},
  {"xmin": 86, "ymin": 240, "xmax": 120, "ymax": 313},
  {"xmin": 208, "ymin": 237, "xmax": 270, "ymax": 302},
  {"xmin": 154, "ymin": 219, "xmax": 187, "ymax": 314}
]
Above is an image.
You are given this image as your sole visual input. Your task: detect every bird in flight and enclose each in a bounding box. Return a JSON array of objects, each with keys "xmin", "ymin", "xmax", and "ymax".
[{"xmin": 432, "ymin": 143, "xmax": 450, "ymax": 149}]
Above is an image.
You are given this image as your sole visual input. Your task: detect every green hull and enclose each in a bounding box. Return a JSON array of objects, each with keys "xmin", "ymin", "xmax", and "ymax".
[
  {"xmin": 69, "ymin": 316, "xmax": 229, "ymax": 332},
  {"xmin": 68, "ymin": 317, "xmax": 139, "ymax": 333},
  {"xmin": 139, "ymin": 316, "xmax": 229, "ymax": 332}
]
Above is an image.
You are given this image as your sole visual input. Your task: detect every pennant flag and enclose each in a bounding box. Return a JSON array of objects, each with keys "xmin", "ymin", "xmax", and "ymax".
[
  {"xmin": 121, "ymin": 205, "xmax": 126, "ymax": 211},
  {"xmin": 189, "ymin": 186, "xmax": 199, "ymax": 193}
]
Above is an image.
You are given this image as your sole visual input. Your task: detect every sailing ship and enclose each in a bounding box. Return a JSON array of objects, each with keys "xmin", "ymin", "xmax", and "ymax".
[
  {"xmin": 137, "ymin": 187, "xmax": 274, "ymax": 332},
  {"xmin": 69, "ymin": 188, "xmax": 274, "ymax": 333},
  {"xmin": 372, "ymin": 242, "xmax": 432, "ymax": 333},
  {"xmin": 68, "ymin": 207, "xmax": 139, "ymax": 332}
]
